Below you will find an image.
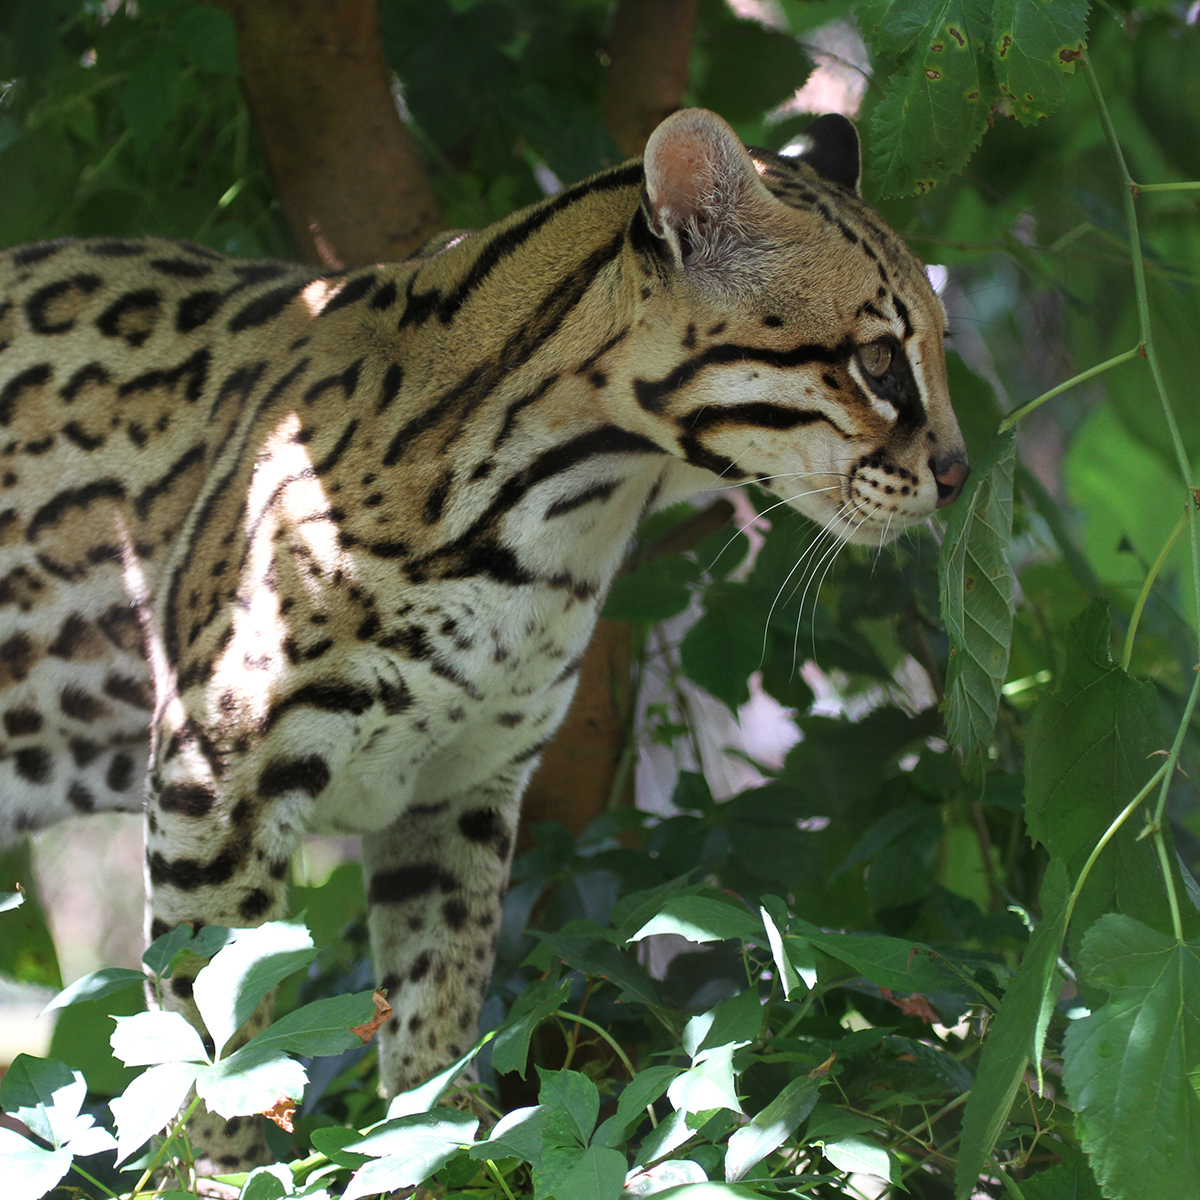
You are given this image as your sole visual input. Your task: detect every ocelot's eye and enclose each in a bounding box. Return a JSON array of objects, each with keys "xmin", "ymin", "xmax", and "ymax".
[{"xmin": 857, "ymin": 340, "xmax": 894, "ymax": 378}]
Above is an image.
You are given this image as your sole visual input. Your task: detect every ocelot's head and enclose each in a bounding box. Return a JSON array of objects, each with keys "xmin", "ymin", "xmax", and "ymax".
[{"xmin": 631, "ymin": 108, "xmax": 969, "ymax": 545}]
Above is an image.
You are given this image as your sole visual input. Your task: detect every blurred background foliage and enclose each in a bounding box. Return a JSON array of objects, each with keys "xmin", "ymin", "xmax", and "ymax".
[{"xmin": 1, "ymin": 1, "xmax": 1200, "ymax": 1194}]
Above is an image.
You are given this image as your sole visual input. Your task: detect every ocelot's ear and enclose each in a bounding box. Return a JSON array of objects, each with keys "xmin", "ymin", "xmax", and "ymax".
[
  {"xmin": 642, "ymin": 108, "xmax": 775, "ymax": 277},
  {"xmin": 789, "ymin": 113, "xmax": 861, "ymax": 195}
]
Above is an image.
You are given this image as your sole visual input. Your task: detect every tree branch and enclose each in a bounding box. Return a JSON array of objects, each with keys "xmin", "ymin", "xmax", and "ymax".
[{"xmin": 216, "ymin": 0, "xmax": 442, "ymax": 269}]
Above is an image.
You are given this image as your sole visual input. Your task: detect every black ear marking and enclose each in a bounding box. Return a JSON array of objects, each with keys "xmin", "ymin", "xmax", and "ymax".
[{"xmin": 794, "ymin": 113, "xmax": 861, "ymax": 194}]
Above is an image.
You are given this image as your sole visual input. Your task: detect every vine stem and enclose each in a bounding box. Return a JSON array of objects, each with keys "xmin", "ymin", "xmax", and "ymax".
[
  {"xmin": 1082, "ymin": 60, "xmax": 1200, "ymax": 641},
  {"xmin": 69, "ymin": 1162, "xmax": 119, "ymax": 1198},
  {"xmin": 551, "ymin": 1009, "xmax": 637, "ymax": 1078},
  {"xmin": 1122, "ymin": 508, "xmax": 1188, "ymax": 671},
  {"xmin": 1083, "ymin": 58, "xmax": 1200, "ymax": 941},
  {"xmin": 486, "ymin": 1158, "xmax": 519, "ymax": 1200},
  {"xmin": 1063, "ymin": 760, "xmax": 1169, "ymax": 932},
  {"xmin": 1132, "ymin": 180, "xmax": 1200, "ymax": 192},
  {"xmin": 130, "ymin": 1095, "xmax": 202, "ymax": 1196},
  {"xmin": 997, "ymin": 344, "xmax": 1141, "ymax": 433},
  {"xmin": 551, "ymin": 1009, "xmax": 660, "ymax": 1131}
]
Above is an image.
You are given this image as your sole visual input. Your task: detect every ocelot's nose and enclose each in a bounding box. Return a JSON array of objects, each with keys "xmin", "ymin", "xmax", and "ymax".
[{"xmin": 932, "ymin": 455, "xmax": 970, "ymax": 508}]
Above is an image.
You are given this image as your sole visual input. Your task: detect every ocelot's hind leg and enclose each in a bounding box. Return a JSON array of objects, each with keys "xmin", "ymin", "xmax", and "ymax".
[
  {"xmin": 145, "ymin": 744, "xmax": 309, "ymax": 1173},
  {"xmin": 362, "ymin": 775, "xmax": 522, "ymax": 1097}
]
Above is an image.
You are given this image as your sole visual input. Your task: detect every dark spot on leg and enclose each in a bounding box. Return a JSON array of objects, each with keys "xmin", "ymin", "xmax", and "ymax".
[
  {"xmin": 442, "ymin": 898, "xmax": 468, "ymax": 930},
  {"xmin": 239, "ymin": 888, "xmax": 272, "ymax": 919},
  {"xmin": 14, "ymin": 747, "xmax": 50, "ymax": 784}
]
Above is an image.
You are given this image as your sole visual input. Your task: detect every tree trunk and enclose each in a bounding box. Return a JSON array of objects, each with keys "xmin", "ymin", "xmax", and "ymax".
[
  {"xmin": 603, "ymin": 0, "xmax": 698, "ymax": 158},
  {"xmin": 216, "ymin": 0, "xmax": 442, "ymax": 269}
]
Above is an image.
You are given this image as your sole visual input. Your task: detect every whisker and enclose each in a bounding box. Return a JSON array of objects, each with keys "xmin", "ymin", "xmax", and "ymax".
[
  {"xmin": 794, "ymin": 506, "xmax": 867, "ymax": 671},
  {"xmin": 758, "ymin": 519, "xmax": 840, "ymax": 666},
  {"xmin": 706, "ymin": 483, "xmax": 842, "ymax": 572},
  {"xmin": 872, "ymin": 509, "xmax": 895, "ymax": 574}
]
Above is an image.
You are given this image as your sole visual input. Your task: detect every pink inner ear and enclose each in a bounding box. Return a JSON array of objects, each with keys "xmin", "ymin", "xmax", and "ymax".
[{"xmin": 649, "ymin": 132, "xmax": 711, "ymax": 217}]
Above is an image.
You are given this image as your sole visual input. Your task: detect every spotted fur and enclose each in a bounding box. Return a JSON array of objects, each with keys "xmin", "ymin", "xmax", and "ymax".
[{"xmin": 0, "ymin": 110, "xmax": 966, "ymax": 1165}]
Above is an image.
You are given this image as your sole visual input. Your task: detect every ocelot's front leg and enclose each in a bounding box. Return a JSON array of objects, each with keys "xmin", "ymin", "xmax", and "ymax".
[
  {"xmin": 145, "ymin": 724, "xmax": 314, "ymax": 1173},
  {"xmin": 362, "ymin": 773, "xmax": 523, "ymax": 1096}
]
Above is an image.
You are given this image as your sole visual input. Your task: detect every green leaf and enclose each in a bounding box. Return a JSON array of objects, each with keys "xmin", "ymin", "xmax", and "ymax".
[
  {"xmin": 191, "ymin": 920, "xmax": 316, "ymax": 1056},
  {"xmin": 239, "ymin": 1164, "xmax": 295, "ymax": 1200},
  {"xmin": 121, "ymin": 35, "xmax": 181, "ymax": 144},
  {"xmin": 238, "ymin": 990, "xmax": 375, "ymax": 1059},
  {"xmin": 1016, "ymin": 1154, "xmax": 1103, "ymax": 1200},
  {"xmin": 195, "ymin": 1044, "xmax": 307, "ymax": 1119},
  {"xmin": 787, "ymin": 920, "xmax": 960, "ymax": 995},
  {"xmin": 991, "ymin": 0, "xmax": 1089, "ymax": 125},
  {"xmin": 343, "ymin": 1111, "xmax": 478, "ymax": 1197},
  {"xmin": 538, "ymin": 1068, "xmax": 600, "ymax": 1145},
  {"xmin": 696, "ymin": 23, "xmax": 813, "ymax": 124},
  {"xmin": 940, "ymin": 428, "xmax": 1016, "ymax": 780},
  {"xmin": 679, "ymin": 582, "xmax": 764, "ymax": 710},
  {"xmin": 1025, "ymin": 601, "xmax": 1178, "ymax": 945},
  {"xmin": 110, "ymin": 1010, "xmax": 209, "ymax": 1067},
  {"xmin": 0, "ymin": 844, "xmax": 61, "ymax": 988},
  {"xmin": 48, "ymin": 985, "xmax": 143, "ymax": 1097},
  {"xmin": 142, "ymin": 921, "xmax": 235, "ymax": 978},
  {"xmin": 0, "ymin": 1128, "xmax": 73, "ymax": 1200},
  {"xmin": 696, "ymin": 987, "xmax": 764, "ymax": 1055},
  {"xmin": 781, "ymin": 708, "xmax": 943, "ymax": 810},
  {"xmin": 309, "ymin": 1125, "xmax": 372, "ymax": 1169},
  {"xmin": 42, "ymin": 966, "xmax": 144, "ymax": 1014},
  {"xmin": 555, "ymin": 1144, "xmax": 629, "ymax": 1200},
  {"xmin": 628, "ymin": 895, "xmax": 764, "ymax": 946},
  {"xmin": 536, "ymin": 929, "xmax": 662, "ymax": 1007},
  {"xmin": 468, "ymin": 1105, "xmax": 547, "ymax": 1164},
  {"xmin": 174, "ymin": 4, "xmax": 241, "ymax": 75},
  {"xmin": 388, "ymin": 1039, "xmax": 480, "ymax": 1118},
  {"xmin": 0, "ymin": 1056, "xmax": 85, "ymax": 1146},
  {"xmin": 821, "ymin": 1134, "xmax": 894, "ymax": 1180},
  {"xmin": 646, "ymin": 1184, "xmax": 773, "ymax": 1200},
  {"xmin": 760, "ymin": 904, "xmax": 803, "ymax": 999},
  {"xmin": 109, "ymin": 1061, "xmax": 202, "ymax": 1165},
  {"xmin": 725, "ymin": 1076, "xmax": 819, "ymax": 1181},
  {"xmin": 634, "ymin": 1109, "xmax": 694, "ymax": 1167},
  {"xmin": 593, "ymin": 1067, "xmax": 679, "ymax": 1148},
  {"xmin": 668, "ymin": 1045, "xmax": 741, "ymax": 1116},
  {"xmin": 289, "ymin": 861, "xmax": 365, "ymax": 950},
  {"xmin": 603, "ymin": 557, "xmax": 701, "ymax": 623},
  {"xmin": 954, "ymin": 859, "xmax": 1070, "ymax": 1200},
  {"xmin": 864, "ymin": 0, "xmax": 996, "ymax": 196},
  {"xmin": 490, "ymin": 976, "xmax": 570, "ymax": 1077},
  {"xmin": 1063, "ymin": 916, "xmax": 1200, "ymax": 1198}
]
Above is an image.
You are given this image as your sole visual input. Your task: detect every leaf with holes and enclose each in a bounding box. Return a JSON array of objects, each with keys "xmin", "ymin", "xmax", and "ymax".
[
  {"xmin": 939, "ymin": 429, "xmax": 1016, "ymax": 781},
  {"xmin": 991, "ymin": 0, "xmax": 1089, "ymax": 125},
  {"xmin": 861, "ymin": 0, "xmax": 996, "ymax": 196}
]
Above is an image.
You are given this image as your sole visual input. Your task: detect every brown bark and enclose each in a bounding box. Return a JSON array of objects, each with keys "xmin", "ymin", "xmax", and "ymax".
[
  {"xmin": 216, "ymin": 0, "xmax": 442, "ymax": 269},
  {"xmin": 518, "ymin": 622, "xmax": 635, "ymax": 842},
  {"xmin": 603, "ymin": 0, "xmax": 698, "ymax": 158}
]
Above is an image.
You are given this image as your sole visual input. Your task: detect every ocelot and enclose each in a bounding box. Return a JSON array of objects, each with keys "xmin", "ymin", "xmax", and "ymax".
[{"xmin": 0, "ymin": 109, "xmax": 967, "ymax": 1167}]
